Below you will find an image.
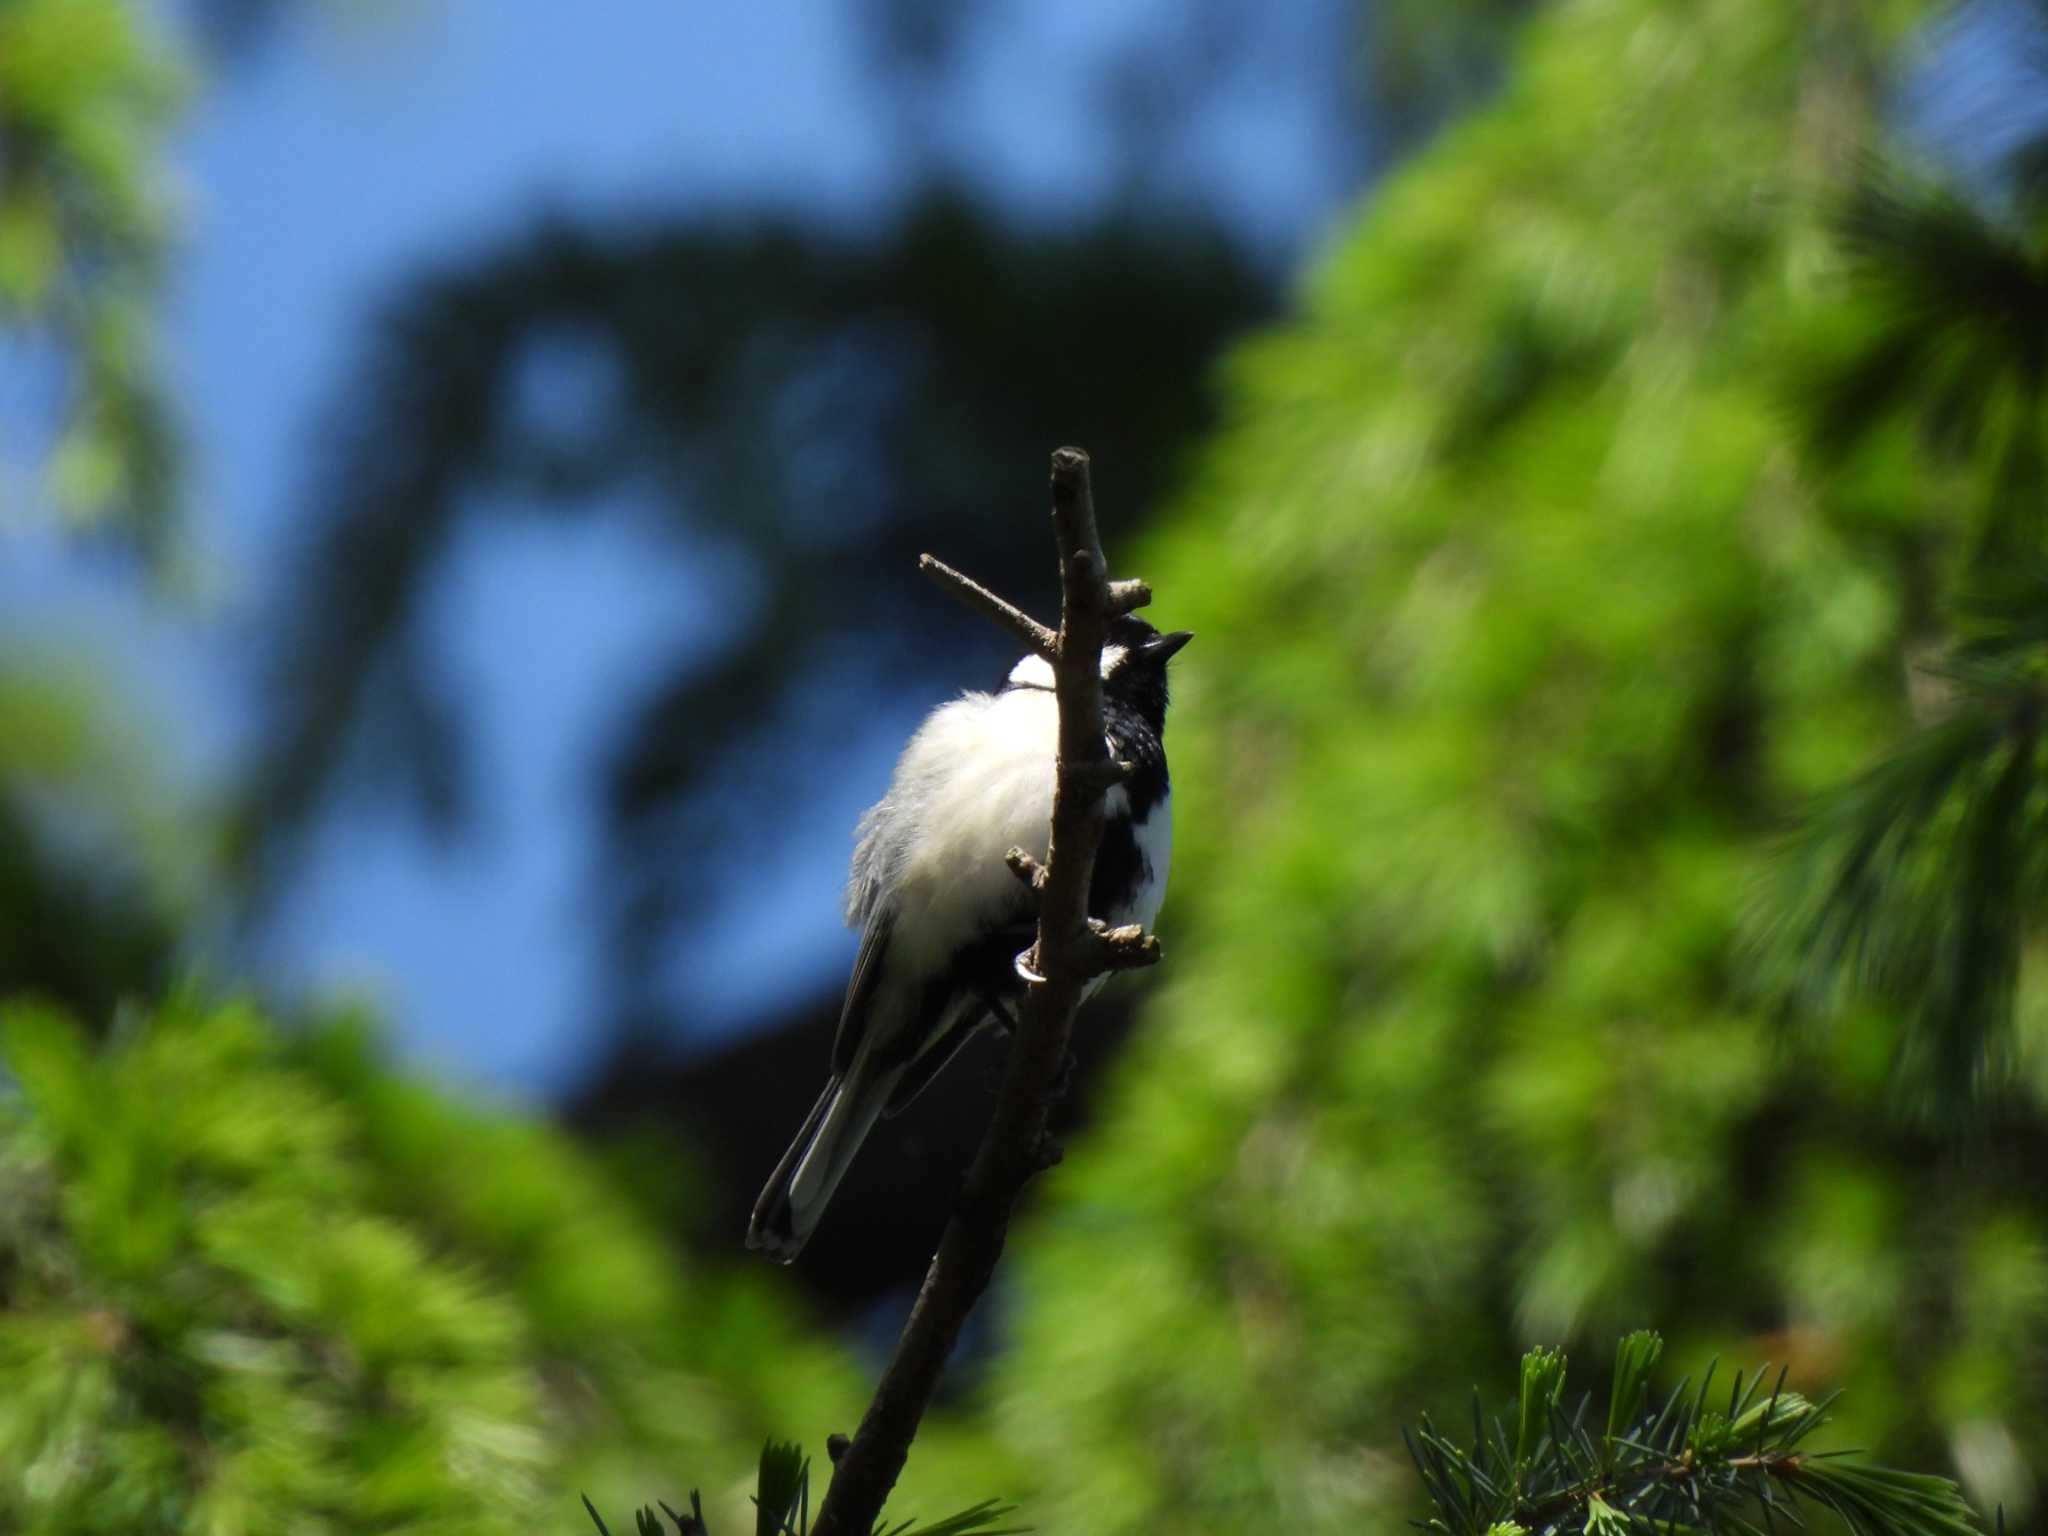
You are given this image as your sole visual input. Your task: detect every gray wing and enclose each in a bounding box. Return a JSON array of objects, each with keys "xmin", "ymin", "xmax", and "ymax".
[
  {"xmin": 829, "ymin": 909, "xmax": 893, "ymax": 1076},
  {"xmin": 883, "ymin": 1007, "xmax": 990, "ymax": 1117},
  {"xmin": 881, "ymin": 914, "xmax": 1036, "ymax": 1117}
]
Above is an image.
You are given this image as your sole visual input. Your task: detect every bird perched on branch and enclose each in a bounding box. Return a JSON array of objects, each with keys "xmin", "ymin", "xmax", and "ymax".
[{"xmin": 747, "ymin": 615, "xmax": 1191, "ymax": 1261}]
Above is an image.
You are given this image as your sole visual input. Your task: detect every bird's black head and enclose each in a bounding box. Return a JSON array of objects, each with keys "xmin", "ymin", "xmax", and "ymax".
[{"xmin": 1101, "ymin": 614, "xmax": 1192, "ymax": 734}]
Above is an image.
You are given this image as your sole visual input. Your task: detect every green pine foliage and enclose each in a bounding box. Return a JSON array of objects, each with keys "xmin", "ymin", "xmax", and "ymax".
[
  {"xmin": 0, "ymin": 0, "xmax": 185, "ymax": 566},
  {"xmin": 985, "ymin": 2, "xmax": 2048, "ymax": 1533},
  {"xmin": 0, "ymin": 992, "xmax": 937, "ymax": 1534},
  {"xmin": 1408, "ymin": 1336, "xmax": 1983, "ymax": 1536},
  {"xmin": 580, "ymin": 1440, "xmax": 1021, "ymax": 1536},
  {"xmin": 1766, "ymin": 160, "xmax": 2048, "ymax": 1105}
]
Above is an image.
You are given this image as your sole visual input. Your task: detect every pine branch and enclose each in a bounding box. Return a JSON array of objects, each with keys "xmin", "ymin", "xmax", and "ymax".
[
  {"xmin": 582, "ymin": 1441, "xmax": 1020, "ymax": 1536},
  {"xmin": 1406, "ymin": 1336, "xmax": 1984, "ymax": 1536},
  {"xmin": 1808, "ymin": 163, "xmax": 2048, "ymax": 468},
  {"xmin": 808, "ymin": 446, "xmax": 1161, "ymax": 1536},
  {"xmin": 1758, "ymin": 614, "xmax": 2046, "ymax": 1108}
]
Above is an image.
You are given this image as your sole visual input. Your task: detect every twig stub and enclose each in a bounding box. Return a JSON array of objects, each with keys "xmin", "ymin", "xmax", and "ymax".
[
  {"xmin": 1088, "ymin": 919, "xmax": 1163, "ymax": 972},
  {"xmin": 1106, "ymin": 578, "xmax": 1153, "ymax": 615},
  {"xmin": 1004, "ymin": 847, "xmax": 1048, "ymax": 892}
]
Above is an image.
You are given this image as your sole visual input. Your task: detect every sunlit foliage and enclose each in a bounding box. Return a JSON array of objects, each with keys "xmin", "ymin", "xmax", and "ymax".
[
  {"xmin": 0, "ymin": 993, "xmax": 919, "ymax": 1533},
  {"xmin": 990, "ymin": 3, "xmax": 2048, "ymax": 1534},
  {"xmin": 0, "ymin": 0, "xmax": 183, "ymax": 565}
]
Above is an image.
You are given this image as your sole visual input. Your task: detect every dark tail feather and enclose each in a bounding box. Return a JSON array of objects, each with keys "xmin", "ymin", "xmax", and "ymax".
[{"xmin": 746, "ymin": 1059, "xmax": 900, "ymax": 1263}]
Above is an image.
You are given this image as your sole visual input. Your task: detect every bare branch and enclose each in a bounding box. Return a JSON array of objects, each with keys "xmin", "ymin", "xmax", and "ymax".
[
  {"xmin": 917, "ymin": 553, "xmax": 1058, "ymax": 658},
  {"xmin": 811, "ymin": 447, "xmax": 1162, "ymax": 1536}
]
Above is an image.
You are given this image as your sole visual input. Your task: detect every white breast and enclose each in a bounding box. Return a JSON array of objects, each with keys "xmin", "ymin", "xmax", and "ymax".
[
  {"xmin": 864, "ymin": 685, "xmax": 1059, "ymax": 975},
  {"xmin": 849, "ymin": 680, "xmax": 1166, "ymax": 1005}
]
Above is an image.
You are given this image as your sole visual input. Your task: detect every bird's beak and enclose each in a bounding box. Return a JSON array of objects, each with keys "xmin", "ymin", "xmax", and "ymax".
[{"xmin": 1146, "ymin": 631, "xmax": 1194, "ymax": 661}]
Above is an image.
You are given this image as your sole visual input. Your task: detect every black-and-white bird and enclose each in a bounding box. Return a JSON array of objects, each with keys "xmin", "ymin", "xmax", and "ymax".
[{"xmin": 747, "ymin": 615, "xmax": 1191, "ymax": 1262}]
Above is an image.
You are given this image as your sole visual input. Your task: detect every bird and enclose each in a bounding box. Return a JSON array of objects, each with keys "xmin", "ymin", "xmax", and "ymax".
[{"xmin": 746, "ymin": 614, "xmax": 1191, "ymax": 1262}]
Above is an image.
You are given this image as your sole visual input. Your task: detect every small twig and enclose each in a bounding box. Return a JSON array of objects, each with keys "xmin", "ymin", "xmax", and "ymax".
[
  {"xmin": 1086, "ymin": 918, "xmax": 1163, "ymax": 972},
  {"xmin": 811, "ymin": 447, "xmax": 1159, "ymax": 1536},
  {"xmin": 1004, "ymin": 847, "xmax": 1048, "ymax": 892},
  {"xmin": 1515, "ymin": 1450, "xmax": 1803, "ymax": 1532},
  {"xmin": 917, "ymin": 553, "xmax": 1059, "ymax": 659},
  {"xmin": 1106, "ymin": 577, "xmax": 1152, "ymax": 615}
]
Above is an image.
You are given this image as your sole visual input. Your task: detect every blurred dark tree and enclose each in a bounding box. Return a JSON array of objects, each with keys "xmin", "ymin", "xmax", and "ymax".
[{"xmin": 239, "ymin": 195, "xmax": 1272, "ymax": 1053}]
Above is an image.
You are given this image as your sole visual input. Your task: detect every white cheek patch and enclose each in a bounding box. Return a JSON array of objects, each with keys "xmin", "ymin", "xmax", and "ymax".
[
  {"xmin": 1007, "ymin": 653, "xmax": 1056, "ymax": 689},
  {"xmin": 1013, "ymin": 646, "xmax": 1131, "ymax": 684}
]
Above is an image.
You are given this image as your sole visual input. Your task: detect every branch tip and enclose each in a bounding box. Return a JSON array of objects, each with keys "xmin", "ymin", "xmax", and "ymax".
[
  {"xmin": 1106, "ymin": 578, "xmax": 1153, "ymax": 614},
  {"xmin": 1048, "ymin": 447, "xmax": 1090, "ymax": 511},
  {"xmin": 1047, "ymin": 449, "xmax": 1103, "ymax": 576}
]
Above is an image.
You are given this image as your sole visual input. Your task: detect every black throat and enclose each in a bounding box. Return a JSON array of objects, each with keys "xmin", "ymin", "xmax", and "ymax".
[
  {"xmin": 1104, "ymin": 695, "xmax": 1170, "ymax": 821},
  {"xmin": 1086, "ymin": 696, "xmax": 1169, "ymax": 924}
]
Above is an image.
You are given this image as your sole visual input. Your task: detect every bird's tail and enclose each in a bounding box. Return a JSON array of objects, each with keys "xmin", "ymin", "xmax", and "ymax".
[{"xmin": 747, "ymin": 1058, "xmax": 902, "ymax": 1263}]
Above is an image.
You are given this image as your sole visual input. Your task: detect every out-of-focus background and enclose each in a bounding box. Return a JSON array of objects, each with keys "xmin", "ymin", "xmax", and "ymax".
[{"xmin": 5, "ymin": 0, "xmax": 2048, "ymax": 1530}]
